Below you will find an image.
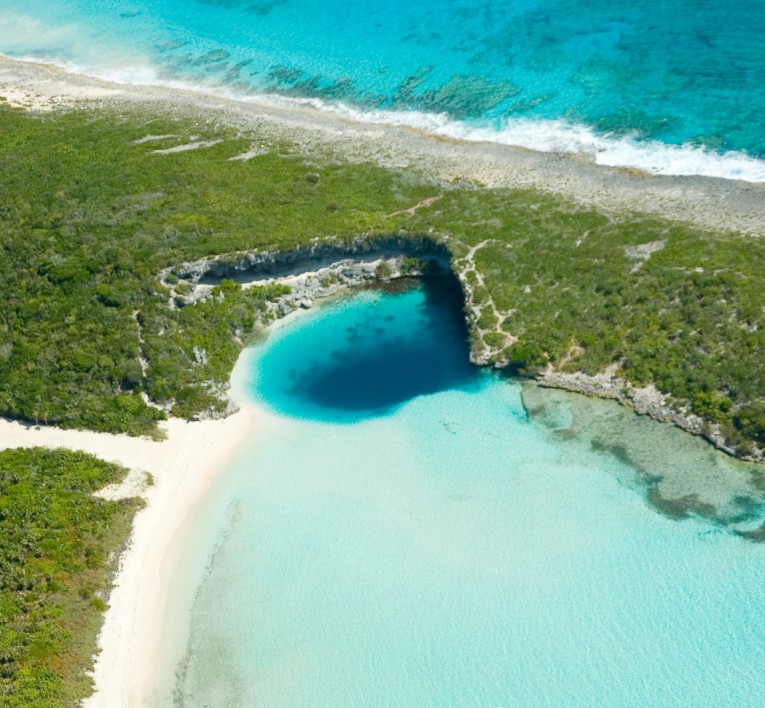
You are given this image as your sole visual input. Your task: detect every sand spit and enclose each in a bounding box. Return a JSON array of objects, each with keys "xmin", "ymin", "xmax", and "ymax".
[{"xmin": 0, "ymin": 56, "xmax": 763, "ymax": 236}]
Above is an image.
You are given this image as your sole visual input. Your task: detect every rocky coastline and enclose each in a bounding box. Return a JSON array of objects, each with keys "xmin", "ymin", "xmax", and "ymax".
[
  {"xmin": 161, "ymin": 234, "xmax": 451, "ymax": 311},
  {"xmin": 534, "ymin": 368, "xmax": 765, "ymax": 464},
  {"xmin": 161, "ymin": 237, "xmax": 764, "ymax": 464}
]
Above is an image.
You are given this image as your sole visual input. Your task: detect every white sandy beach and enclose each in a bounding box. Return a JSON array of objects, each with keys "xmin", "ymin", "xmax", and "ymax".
[
  {"xmin": 0, "ymin": 401, "xmax": 257, "ymax": 706},
  {"xmin": 0, "ymin": 306, "xmax": 314, "ymax": 705}
]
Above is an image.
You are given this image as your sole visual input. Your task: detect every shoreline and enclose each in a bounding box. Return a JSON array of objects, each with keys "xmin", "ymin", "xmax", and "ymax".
[
  {"xmin": 534, "ymin": 369, "xmax": 765, "ymax": 464},
  {"xmin": 4, "ymin": 53, "xmax": 765, "ymax": 184},
  {"xmin": 86, "ymin": 405, "xmax": 258, "ymax": 708},
  {"xmin": 160, "ymin": 242, "xmax": 765, "ymax": 464},
  {"xmin": 1, "ymin": 56, "xmax": 764, "ymax": 237},
  {"xmin": 0, "ymin": 387, "xmax": 257, "ymax": 705},
  {"xmin": 0, "ymin": 304, "xmax": 318, "ymax": 705}
]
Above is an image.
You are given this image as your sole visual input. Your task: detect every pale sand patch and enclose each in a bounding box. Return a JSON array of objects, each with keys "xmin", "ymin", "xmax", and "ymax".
[
  {"xmin": 93, "ymin": 464, "xmax": 151, "ymax": 501},
  {"xmin": 152, "ymin": 139, "xmax": 223, "ymax": 154},
  {"xmin": 0, "ymin": 403, "xmax": 257, "ymax": 706},
  {"xmin": 228, "ymin": 144, "xmax": 270, "ymax": 161},
  {"xmin": 133, "ymin": 133, "xmax": 178, "ymax": 144},
  {"xmin": 625, "ymin": 239, "xmax": 666, "ymax": 272},
  {"xmin": 0, "ymin": 84, "xmax": 61, "ymax": 111}
]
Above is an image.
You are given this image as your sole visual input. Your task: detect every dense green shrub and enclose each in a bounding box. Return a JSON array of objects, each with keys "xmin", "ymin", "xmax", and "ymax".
[
  {"xmin": 405, "ymin": 189, "xmax": 765, "ymax": 451},
  {"xmin": 0, "ymin": 106, "xmax": 434, "ymax": 433},
  {"xmin": 0, "ymin": 448, "xmax": 140, "ymax": 706}
]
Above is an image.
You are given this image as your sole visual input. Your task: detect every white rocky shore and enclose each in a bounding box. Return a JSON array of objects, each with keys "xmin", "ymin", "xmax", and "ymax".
[
  {"xmin": 160, "ymin": 233, "xmax": 516, "ymax": 363},
  {"xmin": 159, "ymin": 234, "xmax": 451, "ymax": 319},
  {"xmin": 536, "ymin": 366, "xmax": 765, "ymax": 463}
]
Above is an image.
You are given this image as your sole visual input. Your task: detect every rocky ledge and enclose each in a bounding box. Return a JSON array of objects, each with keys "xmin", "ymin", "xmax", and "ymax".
[
  {"xmin": 164, "ymin": 235, "xmax": 450, "ymax": 285},
  {"xmin": 536, "ymin": 367, "xmax": 765, "ymax": 464},
  {"xmin": 160, "ymin": 234, "xmax": 452, "ymax": 314}
]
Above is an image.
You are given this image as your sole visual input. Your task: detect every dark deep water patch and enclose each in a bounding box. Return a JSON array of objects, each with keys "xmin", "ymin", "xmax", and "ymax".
[
  {"xmin": 180, "ymin": 316, "xmax": 765, "ymax": 707},
  {"xmin": 250, "ymin": 276, "xmax": 480, "ymax": 422}
]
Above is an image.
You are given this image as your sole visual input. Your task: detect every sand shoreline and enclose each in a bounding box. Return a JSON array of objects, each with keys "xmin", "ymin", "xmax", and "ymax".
[
  {"xmin": 1, "ymin": 55, "xmax": 764, "ymax": 236},
  {"xmin": 0, "ymin": 306, "xmax": 316, "ymax": 705},
  {"xmin": 0, "ymin": 398, "xmax": 257, "ymax": 706}
]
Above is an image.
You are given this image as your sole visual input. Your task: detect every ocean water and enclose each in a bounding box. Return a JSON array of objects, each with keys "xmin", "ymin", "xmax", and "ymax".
[
  {"xmin": 2, "ymin": 0, "xmax": 765, "ymax": 180},
  {"xmin": 158, "ymin": 283, "xmax": 765, "ymax": 707}
]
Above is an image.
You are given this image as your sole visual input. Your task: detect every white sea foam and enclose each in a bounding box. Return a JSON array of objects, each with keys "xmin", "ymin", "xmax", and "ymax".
[
  {"xmin": 6, "ymin": 52, "xmax": 765, "ymax": 184},
  {"xmin": 298, "ymin": 100, "xmax": 765, "ymax": 183}
]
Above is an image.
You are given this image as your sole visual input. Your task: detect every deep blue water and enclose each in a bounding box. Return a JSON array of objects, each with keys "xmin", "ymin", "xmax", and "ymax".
[
  {"xmin": 3, "ymin": 0, "xmax": 765, "ymax": 179},
  {"xmin": 158, "ymin": 285, "xmax": 765, "ymax": 706},
  {"xmin": 255, "ymin": 279, "xmax": 479, "ymax": 421}
]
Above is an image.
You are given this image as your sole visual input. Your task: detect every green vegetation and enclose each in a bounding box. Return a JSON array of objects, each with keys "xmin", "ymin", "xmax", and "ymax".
[
  {"xmin": 0, "ymin": 104, "xmax": 763, "ymax": 454},
  {"xmin": 0, "ymin": 106, "xmax": 434, "ymax": 433},
  {"xmin": 141, "ymin": 278, "xmax": 289, "ymax": 418},
  {"xmin": 404, "ymin": 191, "xmax": 765, "ymax": 453},
  {"xmin": 0, "ymin": 95, "xmax": 763, "ymax": 706},
  {"xmin": 0, "ymin": 448, "xmax": 140, "ymax": 706}
]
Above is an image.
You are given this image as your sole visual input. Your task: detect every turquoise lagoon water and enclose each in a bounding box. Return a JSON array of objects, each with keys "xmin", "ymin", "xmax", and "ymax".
[
  {"xmin": 159, "ymin": 283, "xmax": 765, "ymax": 707},
  {"xmin": 2, "ymin": 0, "xmax": 765, "ymax": 180}
]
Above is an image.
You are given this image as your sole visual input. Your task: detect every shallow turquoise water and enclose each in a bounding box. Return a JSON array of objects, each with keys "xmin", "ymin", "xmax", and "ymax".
[
  {"xmin": 165, "ymin": 285, "xmax": 765, "ymax": 706},
  {"xmin": 3, "ymin": 0, "xmax": 765, "ymax": 179}
]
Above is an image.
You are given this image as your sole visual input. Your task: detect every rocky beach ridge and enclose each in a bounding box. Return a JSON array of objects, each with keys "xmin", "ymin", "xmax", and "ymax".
[{"xmin": 534, "ymin": 368, "xmax": 765, "ymax": 464}]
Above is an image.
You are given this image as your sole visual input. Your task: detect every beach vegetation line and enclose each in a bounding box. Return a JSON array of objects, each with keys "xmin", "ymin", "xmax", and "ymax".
[{"xmin": 0, "ymin": 447, "xmax": 140, "ymax": 706}]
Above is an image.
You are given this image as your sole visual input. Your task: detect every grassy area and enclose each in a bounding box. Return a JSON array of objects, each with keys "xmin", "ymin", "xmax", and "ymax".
[
  {"xmin": 0, "ymin": 448, "xmax": 140, "ymax": 706},
  {"xmin": 0, "ymin": 104, "xmax": 763, "ymax": 453}
]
